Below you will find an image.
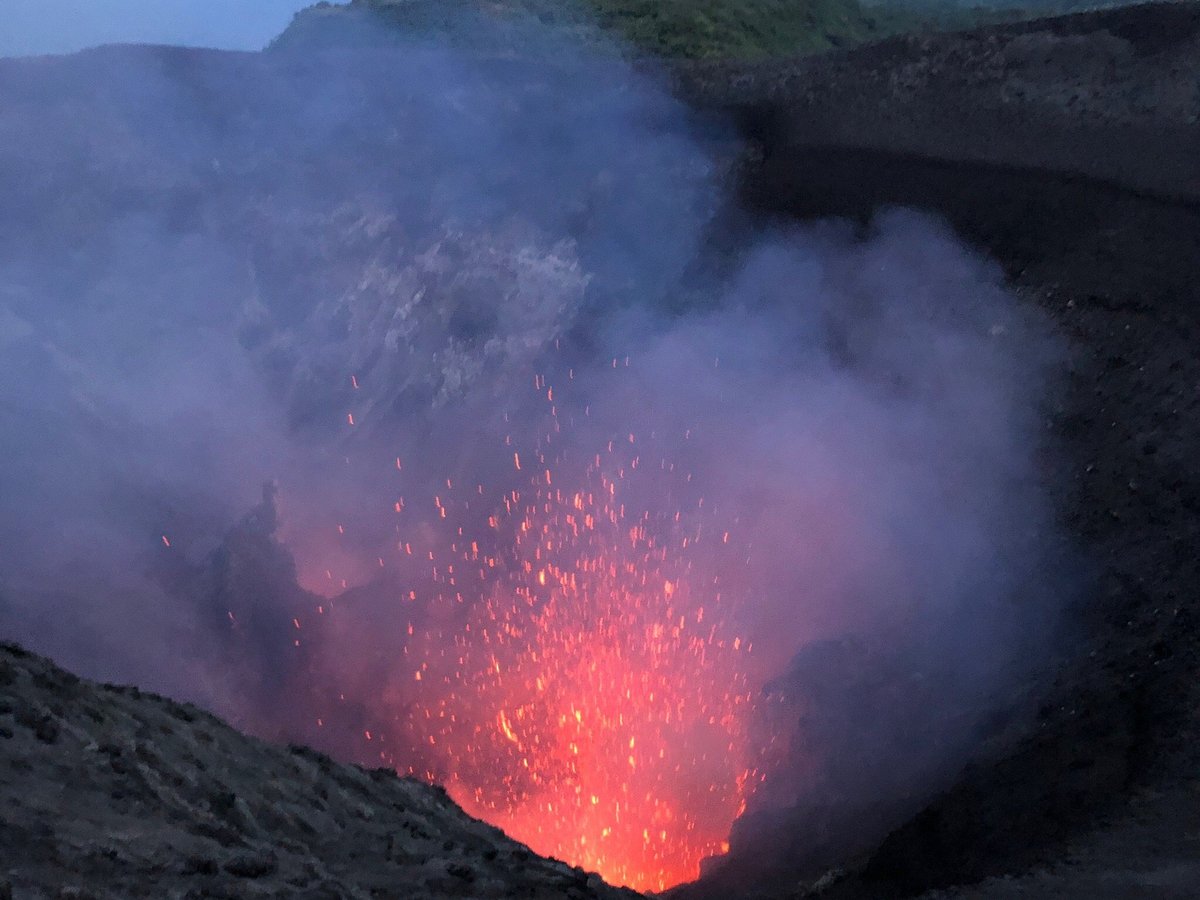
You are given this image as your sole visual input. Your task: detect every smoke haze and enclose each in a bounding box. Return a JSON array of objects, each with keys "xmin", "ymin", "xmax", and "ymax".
[{"xmin": 0, "ymin": 11, "xmax": 1065, "ymax": 888}]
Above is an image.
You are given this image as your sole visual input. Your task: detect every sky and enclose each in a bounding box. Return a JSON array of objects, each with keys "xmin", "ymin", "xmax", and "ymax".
[{"xmin": 0, "ymin": 0, "xmax": 347, "ymax": 58}]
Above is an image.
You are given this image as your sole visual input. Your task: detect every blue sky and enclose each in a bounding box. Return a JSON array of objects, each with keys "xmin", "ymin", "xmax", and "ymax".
[{"xmin": 0, "ymin": 0, "xmax": 347, "ymax": 58}]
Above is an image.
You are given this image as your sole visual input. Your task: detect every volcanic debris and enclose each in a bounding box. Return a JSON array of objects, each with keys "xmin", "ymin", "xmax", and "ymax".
[{"xmin": 0, "ymin": 642, "xmax": 641, "ymax": 900}]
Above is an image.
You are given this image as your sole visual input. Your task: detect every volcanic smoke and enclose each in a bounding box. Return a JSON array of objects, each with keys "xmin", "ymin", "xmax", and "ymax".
[{"xmin": 0, "ymin": 11, "xmax": 1061, "ymax": 893}]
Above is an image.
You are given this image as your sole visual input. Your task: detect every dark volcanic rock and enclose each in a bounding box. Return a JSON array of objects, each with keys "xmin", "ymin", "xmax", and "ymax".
[
  {"xmin": 679, "ymin": 0, "xmax": 1200, "ymax": 201},
  {"xmin": 672, "ymin": 3, "xmax": 1200, "ymax": 899},
  {"xmin": 0, "ymin": 643, "xmax": 640, "ymax": 900}
]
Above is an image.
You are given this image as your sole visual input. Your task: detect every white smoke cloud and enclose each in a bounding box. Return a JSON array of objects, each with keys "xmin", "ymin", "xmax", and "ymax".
[{"xmin": 0, "ymin": 10, "xmax": 1065, "ymax": 887}]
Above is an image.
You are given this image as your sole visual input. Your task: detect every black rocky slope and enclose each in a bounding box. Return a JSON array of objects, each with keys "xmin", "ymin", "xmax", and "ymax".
[
  {"xmin": 680, "ymin": 0, "xmax": 1200, "ymax": 201},
  {"xmin": 683, "ymin": 148, "xmax": 1200, "ymax": 900},
  {"xmin": 0, "ymin": 643, "xmax": 640, "ymax": 900},
  {"xmin": 673, "ymin": 3, "xmax": 1200, "ymax": 897}
]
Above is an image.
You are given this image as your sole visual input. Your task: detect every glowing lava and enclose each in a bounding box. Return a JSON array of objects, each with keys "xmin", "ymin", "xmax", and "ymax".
[{"xmin": 310, "ymin": 365, "xmax": 771, "ymax": 892}]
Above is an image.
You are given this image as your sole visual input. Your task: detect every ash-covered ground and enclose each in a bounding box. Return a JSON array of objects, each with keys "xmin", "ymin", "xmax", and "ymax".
[
  {"xmin": 676, "ymin": 3, "xmax": 1200, "ymax": 897},
  {"xmin": 0, "ymin": 641, "xmax": 640, "ymax": 900},
  {"xmin": 1, "ymin": 2, "xmax": 1199, "ymax": 899}
]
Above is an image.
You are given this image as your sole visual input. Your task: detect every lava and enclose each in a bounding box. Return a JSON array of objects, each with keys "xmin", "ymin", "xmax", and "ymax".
[{"xmin": 298, "ymin": 361, "xmax": 774, "ymax": 892}]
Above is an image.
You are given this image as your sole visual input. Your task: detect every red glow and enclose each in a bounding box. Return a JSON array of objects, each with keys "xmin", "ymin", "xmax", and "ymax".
[
  {"xmin": 293, "ymin": 366, "xmax": 773, "ymax": 892},
  {"xmin": 418, "ymin": 471, "xmax": 759, "ymax": 891}
]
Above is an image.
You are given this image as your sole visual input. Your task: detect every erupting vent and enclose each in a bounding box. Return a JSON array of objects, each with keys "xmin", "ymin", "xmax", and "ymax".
[{"xmin": 304, "ymin": 364, "xmax": 774, "ymax": 891}]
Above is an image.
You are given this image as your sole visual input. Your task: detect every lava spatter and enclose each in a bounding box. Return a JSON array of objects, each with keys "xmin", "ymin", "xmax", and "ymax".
[{"xmin": 308, "ymin": 362, "xmax": 772, "ymax": 892}]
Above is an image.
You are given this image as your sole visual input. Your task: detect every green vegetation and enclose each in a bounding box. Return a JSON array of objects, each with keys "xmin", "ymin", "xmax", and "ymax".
[
  {"xmin": 556, "ymin": 0, "xmax": 923, "ymax": 58},
  {"xmin": 274, "ymin": 0, "xmax": 1125, "ymax": 60},
  {"xmin": 274, "ymin": 0, "xmax": 971, "ymax": 59}
]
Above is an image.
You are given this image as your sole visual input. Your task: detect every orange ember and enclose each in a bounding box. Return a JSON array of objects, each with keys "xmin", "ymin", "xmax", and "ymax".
[
  {"xmin": 317, "ymin": 366, "xmax": 770, "ymax": 892},
  {"xmin": 448, "ymin": 479, "xmax": 757, "ymax": 890}
]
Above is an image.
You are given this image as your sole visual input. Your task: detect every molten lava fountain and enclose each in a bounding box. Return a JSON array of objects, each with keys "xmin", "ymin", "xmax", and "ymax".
[{"xmin": 309, "ymin": 362, "xmax": 774, "ymax": 892}]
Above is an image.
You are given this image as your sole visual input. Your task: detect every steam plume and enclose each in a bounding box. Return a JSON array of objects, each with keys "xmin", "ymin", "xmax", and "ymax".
[{"xmin": 0, "ymin": 12, "xmax": 1062, "ymax": 889}]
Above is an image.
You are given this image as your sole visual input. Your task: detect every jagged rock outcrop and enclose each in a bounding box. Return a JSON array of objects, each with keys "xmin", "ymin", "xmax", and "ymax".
[{"xmin": 0, "ymin": 642, "xmax": 641, "ymax": 899}]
